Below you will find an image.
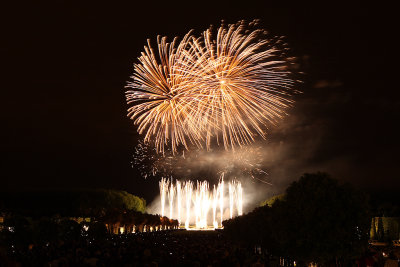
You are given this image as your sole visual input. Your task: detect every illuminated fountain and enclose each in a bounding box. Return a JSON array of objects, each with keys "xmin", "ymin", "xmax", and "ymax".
[
  {"xmin": 159, "ymin": 178, "xmax": 243, "ymax": 229},
  {"xmin": 159, "ymin": 178, "xmax": 168, "ymax": 219}
]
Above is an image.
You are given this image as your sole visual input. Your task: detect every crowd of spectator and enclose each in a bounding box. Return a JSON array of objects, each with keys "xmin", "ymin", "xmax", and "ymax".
[
  {"xmin": 1, "ymin": 230, "xmax": 271, "ymax": 266},
  {"xmin": 2, "ymin": 228, "xmax": 400, "ymax": 266}
]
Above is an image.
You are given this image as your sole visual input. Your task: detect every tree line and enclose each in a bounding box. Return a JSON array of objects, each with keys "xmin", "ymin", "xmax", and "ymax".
[
  {"xmin": 0, "ymin": 189, "xmax": 179, "ymax": 250},
  {"xmin": 0, "ymin": 188, "xmax": 146, "ymax": 217},
  {"xmin": 223, "ymin": 172, "xmax": 371, "ymax": 266}
]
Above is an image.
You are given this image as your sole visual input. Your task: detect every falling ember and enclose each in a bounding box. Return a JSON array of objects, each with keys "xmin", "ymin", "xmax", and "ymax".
[{"xmin": 160, "ymin": 178, "xmax": 243, "ymax": 229}]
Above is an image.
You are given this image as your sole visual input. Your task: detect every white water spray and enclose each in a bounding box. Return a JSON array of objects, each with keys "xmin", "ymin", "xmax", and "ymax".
[
  {"xmin": 159, "ymin": 178, "xmax": 169, "ymax": 217},
  {"xmin": 159, "ymin": 178, "xmax": 243, "ymax": 229}
]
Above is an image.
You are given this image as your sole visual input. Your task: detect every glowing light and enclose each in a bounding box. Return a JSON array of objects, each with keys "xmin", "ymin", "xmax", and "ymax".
[
  {"xmin": 212, "ymin": 185, "xmax": 218, "ymax": 229},
  {"xmin": 184, "ymin": 181, "xmax": 193, "ymax": 229},
  {"xmin": 237, "ymin": 181, "xmax": 243, "ymax": 216},
  {"xmin": 126, "ymin": 20, "xmax": 296, "ymax": 153},
  {"xmin": 229, "ymin": 182, "xmax": 234, "ymax": 219},
  {"xmin": 160, "ymin": 178, "xmax": 243, "ymax": 229},
  {"xmin": 168, "ymin": 182, "xmax": 175, "ymax": 219},
  {"xmin": 219, "ymin": 177, "xmax": 224, "ymax": 226},
  {"xmin": 176, "ymin": 180, "xmax": 182, "ymax": 225},
  {"xmin": 159, "ymin": 178, "xmax": 169, "ymax": 217}
]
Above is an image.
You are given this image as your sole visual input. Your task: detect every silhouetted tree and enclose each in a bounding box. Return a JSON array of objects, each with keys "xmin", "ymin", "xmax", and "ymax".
[
  {"xmin": 276, "ymin": 173, "xmax": 369, "ymax": 263},
  {"xmin": 0, "ymin": 189, "xmax": 146, "ymax": 218},
  {"xmin": 259, "ymin": 194, "xmax": 285, "ymax": 207},
  {"xmin": 224, "ymin": 172, "xmax": 370, "ymax": 265}
]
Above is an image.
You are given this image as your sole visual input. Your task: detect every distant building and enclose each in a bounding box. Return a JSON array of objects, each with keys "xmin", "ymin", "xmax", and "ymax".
[{"xmin": 370, "ymin": 217, "xmax": 400, "ymax": 242}]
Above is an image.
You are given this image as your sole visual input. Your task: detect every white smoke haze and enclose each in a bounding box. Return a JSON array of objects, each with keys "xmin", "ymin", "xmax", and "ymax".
[
  {"xmin": 141, "ymin": 116, "xmax": 325, "ymax": 218},
  {"xmin": 135, "ymin": 143, "xmax": 274, "ymax": 183},
  {"xmin": 141, "ymin": 77, "xmax": 366, "ymax": 216}
]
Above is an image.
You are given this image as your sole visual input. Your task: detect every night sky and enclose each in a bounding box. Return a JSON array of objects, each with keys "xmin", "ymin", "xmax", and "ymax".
[{"xmin": 2, "ymin": 1, "xmax": 398, "ymax": 202}]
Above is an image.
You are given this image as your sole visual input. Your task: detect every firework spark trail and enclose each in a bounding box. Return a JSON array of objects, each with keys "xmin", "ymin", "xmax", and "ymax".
[
  {"xmin": 184, "ymin": 21, "xmax": 294, "ymax": 150},
  {"xmin": 126, "ymin": 33, "xmax": 204, "ymax": 154},
  {"xmin": 126, "ymin": 20, "xmax": 296, "ymax": 154}
]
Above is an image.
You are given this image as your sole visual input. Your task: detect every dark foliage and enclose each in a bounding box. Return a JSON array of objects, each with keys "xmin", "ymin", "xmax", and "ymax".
[
  {"xmin": 0, "ymin": 189, "xmax": 146, "ymax": 217},
  {"xmin": 369, "ymin": 192, "xmax": 400, "ymax": 217},
  {"xmin": 224, "ymin": 172, "xmax": 370, "ymax": 264}
]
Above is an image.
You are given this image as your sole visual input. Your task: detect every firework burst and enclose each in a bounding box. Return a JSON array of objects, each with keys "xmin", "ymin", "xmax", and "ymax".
[
  {"xmin": 126, "ymin": 20, "xmax": 297, "ymax": 153},
  {"xmin": 126, "ymin": 32, "xmax": 203, "ymax": 153},
  {"xmin": 185, "ymin": 20, "xmax": 295, "ymax": 150}
]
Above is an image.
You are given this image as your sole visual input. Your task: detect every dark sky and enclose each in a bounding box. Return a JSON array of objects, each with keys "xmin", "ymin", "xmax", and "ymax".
[{"xmin": 2, "ymin": 1, "xmax": 398, "ymax": 202}]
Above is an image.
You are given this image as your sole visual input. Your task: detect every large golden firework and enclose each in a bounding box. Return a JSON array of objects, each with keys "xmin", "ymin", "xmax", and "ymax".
[
  {"xmin": 126, "ymin": 32, "xmax": 203, "ymax": 153},
  {"xmin": 126, "ymin": 20, "xmax": 296, "ymax": 153}
]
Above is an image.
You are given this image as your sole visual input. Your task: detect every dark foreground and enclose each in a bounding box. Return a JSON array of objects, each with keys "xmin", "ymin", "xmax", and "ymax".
[
  {"xmin": 2, "ymin": 230, "xmax": 400, "ymax": 267},
  {"xmin": 0, "ymin": 230, "xmax": 267, "ymax": 266}
]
